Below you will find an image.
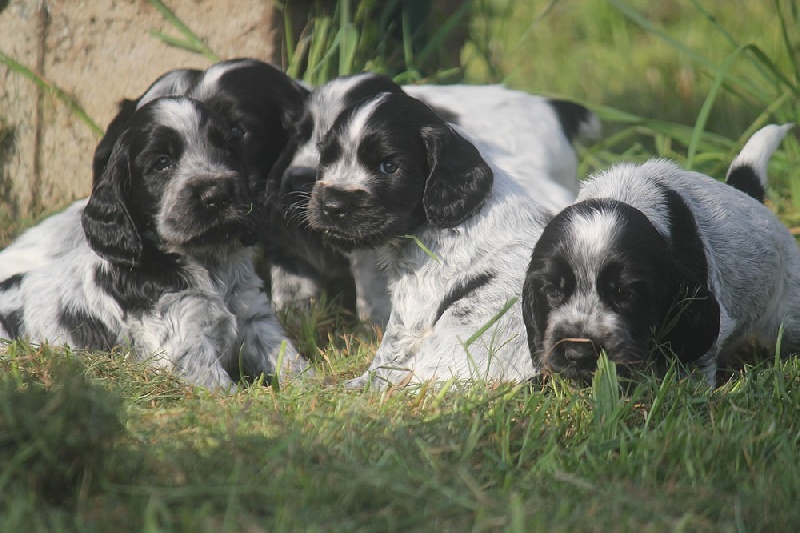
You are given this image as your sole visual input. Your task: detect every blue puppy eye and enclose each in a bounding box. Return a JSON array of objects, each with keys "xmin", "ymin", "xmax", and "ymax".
[
  {"xmin": 152, "ymin": 155, "xmax": 172, "ymax": 173},
  {"xmin": 379, "ymin": 160, "xmax": 398, "ymax": 175}
]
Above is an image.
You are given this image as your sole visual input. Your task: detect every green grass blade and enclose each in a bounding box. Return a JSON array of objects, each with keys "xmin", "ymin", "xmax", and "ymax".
[
  {"xmin": 402, "ymin": 234, "xmax": 441, "ymax": 263},
  {"xmin": 0, "ymin": 52, "xmax": 102, "ymax": 135},
  {"xmin": 687, "ymin": 44, "xmax": 749, "ymax": 169},
  {"xmin": 146, "ymin": 0, "xmax": 219, "ymax": 62},
  {"xmin": 462, "ymin": 298, "xmax": 517, "ymax": 349},
  {"xmin": 415, "ymin": 0, "xmax": 474, "ymax": 68}
]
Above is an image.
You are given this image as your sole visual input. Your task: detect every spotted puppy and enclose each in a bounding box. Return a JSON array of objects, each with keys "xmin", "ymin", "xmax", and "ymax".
[
  {"xmin": 0, "ymin": 97, "xmax": 307, "ymax": 389},
  {"xmin": 304, "ymin": 90, "xmax": 558, "ymax": 388},
  {"xmin": 0, "ymin": 59, "xmax": 308, "ymax": 283},
  {"xmin": 522, "ymin": 124, "xmax": 799, "ymax": 384},
  {"xmin": 272, "ymin": 72, "xmax": 599, "ymax": 323}
]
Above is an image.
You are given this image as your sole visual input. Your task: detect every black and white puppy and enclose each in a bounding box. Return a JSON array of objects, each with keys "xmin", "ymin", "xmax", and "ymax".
[
  {"xmin": 0, "ymin": 59, "xmax": 309, "ymax": 283},
  {"xmin": 271, "ymin": 72, "xmax": 599, "ymax": 323},
  {"xmin": 306, "ymin": 90, "xmax": 557, "ymax": 388},
  {"xmin": 522, "ymin": 124, "xmax": 799, "ymax": 384},
  {"xmin": 0, "ymin": 97, "xmax": 308, "ymax": 389}
]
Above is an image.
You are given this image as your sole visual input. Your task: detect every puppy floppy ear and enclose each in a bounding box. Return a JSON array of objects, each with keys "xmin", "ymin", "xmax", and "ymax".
[
  {"xmin": 658, "ymin": 282, "xmax": 721, "ymax": 364},
  {"xmin": 82, "ymin": 141, "xmax": 143, "ymax": 268},
  {"xmin": 92, "ymin": 98, "xmax": 138, "ymax": 185},
  {"xmin": 420, "ymin": 124, "xmax": 493, "ymax": 228},
  {"xmin": 521, "ymin": 267, "xmax": 545, "ymax": 361}
]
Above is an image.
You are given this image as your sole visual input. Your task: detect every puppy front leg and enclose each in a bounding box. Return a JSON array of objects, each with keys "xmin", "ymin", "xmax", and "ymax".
[
  {"xmin": 344, "ymin": 318, "xmax": 420, "ymax": 389},
  {"xmin": 132, "ymin": 297, "xmax": 238, "ymax": 390},
  {"xmin": 232, "ymin": 285, "xmax": 308, "ymax": 381}
]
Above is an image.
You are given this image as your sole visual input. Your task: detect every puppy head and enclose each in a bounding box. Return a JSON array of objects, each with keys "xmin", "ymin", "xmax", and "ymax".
[
  {"xmin": 94, "ymin": 60, "xmax": 307, "ymax": 203},
  {"xmin": 82, "ymin": 97, "xmax": 254, "ymax": 268},
  {"xmin": 194, "ymin": 59, "xmax": 308, "ymax": 198},
  {"xmin": 305, "ymin": 91, "xmax": 493, "ymax": 251},
  {"xmin": 271, "ymin": 72, "xmax": 405, "ymax": 216},
  {"xmin": 522, "ymin": 197, "xmax": 720, "ymax": 382}
]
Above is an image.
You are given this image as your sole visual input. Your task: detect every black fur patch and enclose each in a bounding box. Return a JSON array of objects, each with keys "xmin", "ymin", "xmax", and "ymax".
[
  {"xmin": 0, "ymin": 309, "xmax": 23, "ymax": 339},
  {"xmin": 435, "ymin": 271, "xmax": 496, "ymax": 324},
  {"xmin": 421, "ymin": 101, "xmax": 460, "ymax": 125},
  {"xmin": 725, "ymin": 164, "xmax": 764, "ymax": 202},
  {"xmin": 95, "ymin": 264, "xmax": 190, "ymax": 316},
  {"xmin": 344, "ymin": 73, "xmax": 405, "ymax": 108},
  {"xmin": 662, "ymin": 187, "xmax": 709, "ymax": 284},
  {"xmin": 548, "ymin": 98, "xmax": 592, "ymax": 142},
  {"xmin": 58, "ymin": 306, "xmax": 116, "ymax": 350},
  {"xmin": 0, "ymin": 273, "xmax": 25, "ymax": 292}
]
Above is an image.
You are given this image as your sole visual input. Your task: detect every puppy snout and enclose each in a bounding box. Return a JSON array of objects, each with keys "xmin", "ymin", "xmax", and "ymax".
[{"xmin": 317, "ymin": 186, "xmax": 354, "ymax": 220}]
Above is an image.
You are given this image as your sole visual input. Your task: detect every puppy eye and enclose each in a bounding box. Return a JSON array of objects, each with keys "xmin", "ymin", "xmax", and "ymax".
[
  {"xmin": 607, "ymin": 282, "xmax": 635, "ymax": 307},
  {"xmin": 379, "ymin": 160, "xmax": 398, "ymax": 175},
  {"xmin": 151, "ymin": 155, "xmax": 172, "ymax": 173},
  {"xmin": 614, "ymin": 285, "xmax": 633, "ymax": 302},
  {"xmin": 231, "ymin": 124, "xmax": 246, "ymax": 138},
  {"xmin": 542, "ymin": 284, "xmax": 562, "ymax": 303}
]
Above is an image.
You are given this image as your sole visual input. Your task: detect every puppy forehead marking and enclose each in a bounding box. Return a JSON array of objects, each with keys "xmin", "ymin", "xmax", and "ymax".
[
  {"xmin": 193, "ymin": 60, "xmax": 251, "ymax": 100},
  {"xmin": 138, "ymin": 70, "xmax": 197, "ymax": 108},
  {"xmin": 568, "ymin": 208, "xmax": 619, "ymax": 261},
  {"xmin": 343, "ymin": 93, "xmax": 391, "ymax": 146},
  {"xmin": 153, "ymin": 99, "xmax": 204, "ymax": 135}
]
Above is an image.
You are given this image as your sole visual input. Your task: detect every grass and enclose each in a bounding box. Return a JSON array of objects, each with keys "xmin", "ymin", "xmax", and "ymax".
[
  {"xmin": 2, "ymin": 0, "xmax": 800, "ymax": 530},
  {"xmin": 2, "ymin": 342, "xmax": 800, "ymax": 531}
]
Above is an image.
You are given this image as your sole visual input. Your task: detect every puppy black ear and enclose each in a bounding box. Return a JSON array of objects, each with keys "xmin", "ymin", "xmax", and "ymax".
[
  {"xmin": 93, "ymin": 98, "xmax": 138, "ymax": 185},
  {"xmin": 658, "ymin": 283, "xmax": 721, "ymax": 364},
  {"xmin": 82, "ymin": 143, "xmax": 143, "ymax": 268},
  {"xmin": 420, "ymin": 124, "xmax": 493, "ymax": 228},
  {"xmin": 521, "ymin": 268, "xmax": 544, "ymax": 361}
]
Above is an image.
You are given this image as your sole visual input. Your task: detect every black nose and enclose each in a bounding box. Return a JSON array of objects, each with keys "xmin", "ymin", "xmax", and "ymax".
[
  {"xmin": 317, "ymin": 186, "xmax": 354, "ymax": 220},
  {"xmin": 283, "ymin": 166, "xmax": 317, "ymax": 195},
  {"xmin": 561, "ymin": 339, "xmax": 600, "ymax": 369},
  {"xmin": 196, "ymin": 180, "xmax": 234, "ymax": 209}
]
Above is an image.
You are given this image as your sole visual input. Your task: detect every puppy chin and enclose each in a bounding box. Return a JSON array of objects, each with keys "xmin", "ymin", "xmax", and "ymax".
[
  {"xmin": 306, "ymin": 208, "xmax": 403, "ymax": 252},
  {"xmin": 160, "ymin": 210, "xmax": 255, "ymax": 249}
]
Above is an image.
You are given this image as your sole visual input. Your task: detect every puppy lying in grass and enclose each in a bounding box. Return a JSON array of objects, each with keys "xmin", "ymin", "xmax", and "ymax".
[
  {"xmin": 304, "ymin": 90, "xmax": 578, "ymax": 388},
  {"xmin": 522, "ymin": 124, "xmax": 799, "ymax": 385},
  {"xmin": 0, "ymin": 97, "xmax": 307, "ymax": 389}
]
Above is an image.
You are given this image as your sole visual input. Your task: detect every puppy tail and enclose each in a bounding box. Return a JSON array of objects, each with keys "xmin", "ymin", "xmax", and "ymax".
[
  {"xmin": 725, "ymin": 123, "xmax": 794, "ymax": 202},
  {"xmin": 548, "ymin": 99, "xmax": 602, "ymax": 144}
]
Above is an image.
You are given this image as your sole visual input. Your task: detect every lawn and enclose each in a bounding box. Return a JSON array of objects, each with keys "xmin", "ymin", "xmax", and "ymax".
[{"xmin": 1, "ymin": 1, "xmax": 799, "ymax": 531}]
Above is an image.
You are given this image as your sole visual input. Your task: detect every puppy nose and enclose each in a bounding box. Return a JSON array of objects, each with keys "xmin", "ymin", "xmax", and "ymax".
[
  {"xmin": 318, "ymin": 186, "xmax": 353, "ymax": 219},
  {"xmin": 197, "ymin": 180, "xmax": 234, "ymax": 209},
  {"xmin": 562, "ymin": 339, "xmax": 599, "ymax": 367},
  {"xmin": 322, "ymin": 198, "xmax": 350, "ymax": 219},
  {"xmin": 284, "ymin": 167, "xmax": 317, "ymax": 194}
]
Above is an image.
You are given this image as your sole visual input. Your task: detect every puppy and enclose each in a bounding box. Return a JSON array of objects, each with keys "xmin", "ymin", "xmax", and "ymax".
[
  {"xmin": 0, "ymin": 59, "xmax": 309, "ymax": 284},
  {"xmin": 271, "ymin": 72, "xmax": 599, "ymax": 323},
  {"xmin": 522, "ymin": 124, "xmax": 800, "ymax": 384},
  {"xmin": 0, "ymin": 97, "xmax": 308, "ymax": 389},
  {"xmin": 305, "ymin": 90, "xmax": 559, "ymax": 388}
]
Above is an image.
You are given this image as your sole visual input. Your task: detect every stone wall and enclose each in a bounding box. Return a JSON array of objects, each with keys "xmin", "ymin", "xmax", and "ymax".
[{"xmin": 0, "ymin": 0, "xmax": 279, "ymax": 218}]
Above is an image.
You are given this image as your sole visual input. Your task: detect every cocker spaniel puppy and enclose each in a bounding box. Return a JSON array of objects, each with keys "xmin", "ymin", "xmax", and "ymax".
[
  {"xmin": 0, "ymin": 59, "xmax": 309, "ymax": 284},
  {"xmin": 303, "ymin": 90, "xmax": 565, "ymax": 388},
  {"xmin": 0, "ymin": 97, "xmax": 307, "ymax": 389},
  {"xmin": 522, "ymin": 124, "xmax": 799, "ymax": 385},
  {"xmin": 270, "ymin": 72, "xmax": 599, "ymax": 324}
]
